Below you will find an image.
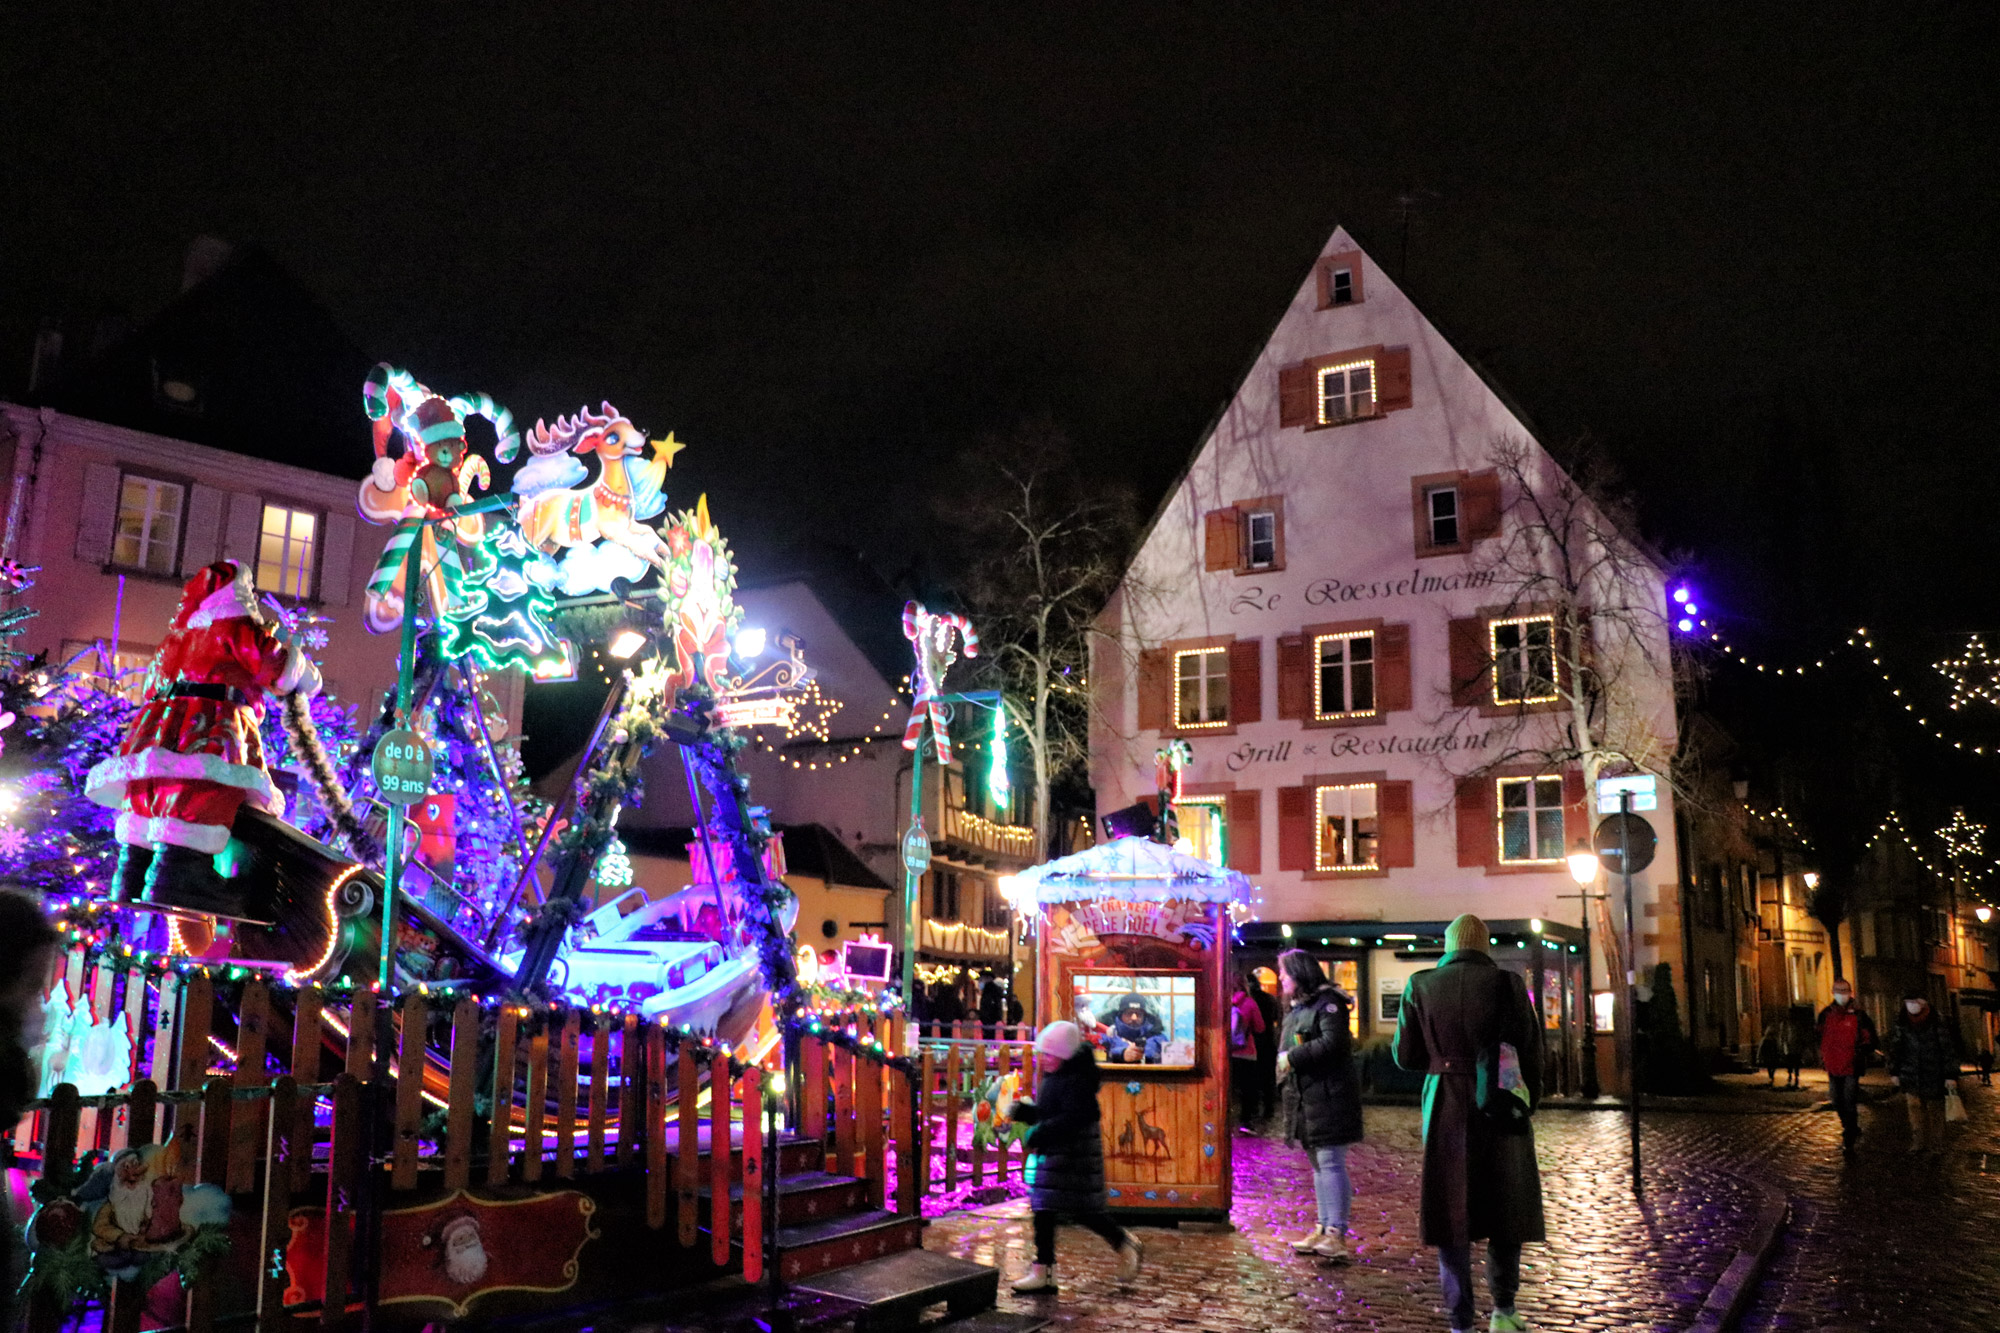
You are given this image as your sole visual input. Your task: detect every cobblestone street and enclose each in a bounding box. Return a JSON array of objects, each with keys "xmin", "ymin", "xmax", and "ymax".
[{"xmin": 921, "ymin": 1075, "xmax": 2000, "ymax": 1333}]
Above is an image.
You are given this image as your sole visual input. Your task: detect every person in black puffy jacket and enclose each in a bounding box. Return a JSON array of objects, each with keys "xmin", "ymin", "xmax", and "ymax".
[
  {"xmin": 1888, "ymin": 994, "xmax": 1962, "ymax": 1153},
  {"xmin": 1006, "ymin": 1021, "xmax": 1142, "ymax": 1292},
  {"xmin": 1275, "ymin": 948, "xmax": 1363, "ymax": 1261}
]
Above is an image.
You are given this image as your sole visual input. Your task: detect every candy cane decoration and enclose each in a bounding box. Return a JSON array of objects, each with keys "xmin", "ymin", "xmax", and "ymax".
[{"xmin": 901, "ymin": 601, "xmax": 978, "ymax": 764}]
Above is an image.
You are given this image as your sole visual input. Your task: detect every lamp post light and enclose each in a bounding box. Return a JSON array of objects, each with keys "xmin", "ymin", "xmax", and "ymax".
[{"xmin": 1562, "ymin": 843, "xmax": 1606, "ymax": 1100}]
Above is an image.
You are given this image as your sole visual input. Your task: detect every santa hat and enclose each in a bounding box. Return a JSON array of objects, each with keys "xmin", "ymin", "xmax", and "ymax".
[
  {"xmin": 421, "ymin": 1212, "xmax": 480, "ymax": 1260},
  {"xmin": 176, "ymin": 562, "xmax": 259, "ymax": 631},
  {"xmin": 413, "ymin": 396, "xmax": 464, "ymax": 449}
]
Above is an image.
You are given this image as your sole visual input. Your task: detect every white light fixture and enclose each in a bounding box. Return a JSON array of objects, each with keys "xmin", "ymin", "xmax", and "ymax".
[
  {"xmin": 1530, "ymin": 918, "xmax": 1543, "ymax": 934},
  {"xmin": 734, "ymin": 626, "xmax": 767, "ymax": 659},
  {"xmin": 606, "ymin": 628, "xmax": 648, "ymax": 661},
  {"xmin": 1978, "ymin": 906, "xmax": 1994, "ymax": 924},
  {"xmin": 1567, "ymin": 844, "xmax": 1599, "ymax": 887},
  {"xmin": 1802, "ymin": 871, "xmax": 1820, "ymax": 890}
]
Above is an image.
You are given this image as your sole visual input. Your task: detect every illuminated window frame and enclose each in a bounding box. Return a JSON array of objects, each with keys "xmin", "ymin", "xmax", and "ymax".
[
  {"xmin": 1314, "ymin": 782, "xmax": 1380, "ymax": 872},
  {"xmin": 1316, "ymin": 360, "xmax": 1376, "ymax": 424},
  {"xmin": 1173, "ymin": 647, "xmax": 1231, "ymax": 729},
  {"xmin": 1313, "ymin": 630, "xmax": 1377, "ymax": 721},
  {"xmin": 1489, "ymin": 613, "xmax": 1559, "ymax": 706},
  {"xmin": 111, "ymin": 474, "xmax": 185, "ymax": 575},
  {"xmin": 257, "ymin": 501, "xmax": 319, "ymax": 601},
  {"xmin": 1495, "ymin": 775, "xmax": 1566, "ymax": 865},
  {"xmin": 1176, "ymin": 795, "xmax": 1227, "ymax": 868}
]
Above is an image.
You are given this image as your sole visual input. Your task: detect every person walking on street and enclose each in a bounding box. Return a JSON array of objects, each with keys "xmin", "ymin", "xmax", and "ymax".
[
  {"xmin": 1815, "ymin": 979, "xmax": 1878, "ymax": 1151},
  {"xmin": 1394, "ymin": 914, "xmax": 1545, "ymax": 1333},
  {"xmin": 979, "ymin": 972, "xmax": 1004, "ymax": 1039},
  {"xmin": 1008, "ymin": 1021, "xmax": 1144, "ymax": 1292},
  {"xmin": 1229, "ymin": 973, "xmax": 1268, "ymax": 1133},
  {"xmin": 1275, "ymin": 949, "xmax": 1363, "ymax": 1260},
  {"xmin": 1783, "ymin": 1005, "xmax": 1812, "ymax": 1089},
  {"xmin": 1888, "ymin": 993, "xmax": 1961, "ymax": 1154},
  {"xmin": 1758, "ymin": 1017, "xmax": 1783, "ymax": 1087},
  {"xmin": 1251, "ymin": 971, "xmax": 1282, "ymax": 1120}
]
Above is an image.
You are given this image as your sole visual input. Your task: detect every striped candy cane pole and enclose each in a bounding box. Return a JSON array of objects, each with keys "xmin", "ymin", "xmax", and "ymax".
[{"xmin": 363, "ymin": 517, "xmax": 421, "ymax": 634}]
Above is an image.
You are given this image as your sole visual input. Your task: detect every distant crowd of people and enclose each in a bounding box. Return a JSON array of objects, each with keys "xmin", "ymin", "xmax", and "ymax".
[{"xmin": 909, "ymin": 967, "xmax": 1023, "ymax": 1037}]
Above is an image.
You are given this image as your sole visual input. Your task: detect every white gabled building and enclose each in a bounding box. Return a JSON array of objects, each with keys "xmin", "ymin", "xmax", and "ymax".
[{"xmin": 1090, "ymin": 228, "xmax": 1681, "ymax": 1092}]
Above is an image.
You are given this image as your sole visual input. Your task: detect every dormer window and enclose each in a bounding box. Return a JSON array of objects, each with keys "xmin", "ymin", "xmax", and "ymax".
[{"xmin": 1316, "ymin": 252, "xmax": 1366, "ymax": 309}]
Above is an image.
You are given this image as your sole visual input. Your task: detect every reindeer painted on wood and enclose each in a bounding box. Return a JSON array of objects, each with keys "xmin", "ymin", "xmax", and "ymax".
[{"xmin": 1136, "ymin": 1109, "xmax": 1171, "ymax": 1160}]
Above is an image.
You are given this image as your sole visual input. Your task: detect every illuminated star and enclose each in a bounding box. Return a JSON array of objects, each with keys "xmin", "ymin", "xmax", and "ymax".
[
  {"xmin": 1936, "ymin": 634, "xmax": 2000, "ymax": 710},
  {"xmin": 653, "ymin": 431, "xmax": 688, "ymax": 468},
  {"xmin": 1938, "ymin": 809, "xmax": 1986, "ymax": 862}
]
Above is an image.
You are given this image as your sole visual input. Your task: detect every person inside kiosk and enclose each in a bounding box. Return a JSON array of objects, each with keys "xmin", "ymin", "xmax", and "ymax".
[{"xmin": 1102, "ymin": 993, "xmax": 1167, "ymax": 1064}]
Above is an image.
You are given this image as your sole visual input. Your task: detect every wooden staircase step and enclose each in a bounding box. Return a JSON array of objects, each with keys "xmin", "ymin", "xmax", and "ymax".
[
  {"xmin": 792, "ymin": 1248, "xmax": 1001, "ymax": 1333},
  {"xmin": 775, "ymin": 1209, "xmax": 926, "ymax": 1283},
  {"xmin": 707, "ymin": 1168, "xmax": 870, "ymax": 1226}
]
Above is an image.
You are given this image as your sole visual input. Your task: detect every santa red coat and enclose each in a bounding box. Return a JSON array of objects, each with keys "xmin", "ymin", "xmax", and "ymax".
[{"xmin": 86, "ymin": 561, "xmax": 321, "ymax": 854}]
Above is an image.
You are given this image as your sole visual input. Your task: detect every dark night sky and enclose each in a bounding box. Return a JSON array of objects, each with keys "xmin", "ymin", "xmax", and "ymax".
[{"xmin": 8, "ymin": 6, "xmax": 2000, "ymax": 811}]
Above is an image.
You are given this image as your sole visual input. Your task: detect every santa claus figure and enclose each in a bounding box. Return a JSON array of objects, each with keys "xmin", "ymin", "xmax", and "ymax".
[{"xmin": 85, "ymin": 560, "xmax": 321, "ymax": 921}]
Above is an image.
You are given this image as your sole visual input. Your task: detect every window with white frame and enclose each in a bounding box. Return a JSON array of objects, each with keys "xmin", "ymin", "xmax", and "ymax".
[
  {"xmin": 59, "ymin": 639, "xmax": 153, "ymax": 703},
  {"xmin": 111, "ymin": 475, "xmax": 185, "ymax": 575},
  {"xmin": 1243, "ymin": 509, "xmax": 1278, "ymax": 569},
  {"xmin": 1315, "ymin": 782, "xmax": 1379, "ymax": 871},
  {"xmin": 1316, "ymin": 361, "xmax": 1375, "ymax": 424},
  {"xmin": 1314, "ymin": 631, "xmax": 1376, "ymax": 718},
  {"xmin": 257, "ymin": 503, "xmax": 318, "ymax": 600},
  {"xmin": 1174, "ymin": 647, "xmax": 1230, "ymax": 728},
  {"xmin": 1491, "ymin": 614, "xmax": 1558, "ymax": 705},
  {"xmin": 1329, "ymin": 265, "xmax": 1355, "ymax": 305},
  {"xmin": 1177, "ymin": 797, "xmax": 1226, "ymax": 868},
  {"xmin": 1497, "ymin": 775, "xmax": 1565, "ymax": 864},
  {"xmin": 1426, "ymin": 485, "xmax": 1460, "ymax": 548}
]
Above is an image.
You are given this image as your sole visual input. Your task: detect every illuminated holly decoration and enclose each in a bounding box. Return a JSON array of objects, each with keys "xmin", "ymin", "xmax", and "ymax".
[
  {"xmin": 1936, "ymin": 634, "xmax": 2000, "ymax": 711},
  {"xmin": 594, "ymin": 835, "xmax": 633, "ymax": 889}
]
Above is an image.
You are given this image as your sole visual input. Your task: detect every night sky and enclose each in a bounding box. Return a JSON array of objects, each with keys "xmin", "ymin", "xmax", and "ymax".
[{"xmin": 8, "ymin": 7, "xmax": 2000, "ymax": 816}]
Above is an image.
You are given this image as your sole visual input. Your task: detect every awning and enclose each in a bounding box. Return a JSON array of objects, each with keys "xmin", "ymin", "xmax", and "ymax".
[{"xmin": 1011, "ymin": 835, "xmax": 1250, "ymax": 906}]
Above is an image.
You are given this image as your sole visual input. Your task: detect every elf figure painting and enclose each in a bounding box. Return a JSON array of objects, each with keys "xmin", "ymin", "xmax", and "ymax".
[{"xmin": 82, "ymin": 560, "xmax": 322, "ymax": 923}]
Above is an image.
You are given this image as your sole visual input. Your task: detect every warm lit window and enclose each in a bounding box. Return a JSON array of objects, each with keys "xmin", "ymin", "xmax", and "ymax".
[
  {"xmin": 1316, "ymin": 361, "xmax": 1375, "ymax": 424},
  {"xmin": 1314, "ymin": 631, "xmax": 1376, "ymax": 718},
  {"xmin": 1175, "ymin": 648, "xmax": 1230, "ymax": 728},
  {"xmin": 111, "ymin": 475, "xmax": 184, "ymax": 575},
  {"xmin": 1426, "ymin": 486, "xmax": 1459, "ymax": 547},
  {"xmin": 1177, "ymin": 797, "xmax": 1226, "ymax": 868},
  {"xmin": 258, "ymin": 503, "xmax": 318, "ymax": 599},
  {"xmin": 1491, "ymin": 614, "xmax": 1558, "ymax": 705},
  {"xmin": 1497, "ymin": 776, "xmax": 1565, "ymax": 864},
  {"xmin": 1315, "ymin": 783, "xmax": 1379, "ymax": 871},
  {"xmin": 1244, "ymin": 510, "xmax": 1278, "ymax": 569}
]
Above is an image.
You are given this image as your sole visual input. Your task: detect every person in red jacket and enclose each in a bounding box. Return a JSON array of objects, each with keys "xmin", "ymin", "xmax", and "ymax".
[
  {"xmin": 1815, "ymin": 978, "xmax": 1879, "ymax": 1151},
  {"xmin": 85, "ymin": 560, "xmax": 321, "ymax": 922}
]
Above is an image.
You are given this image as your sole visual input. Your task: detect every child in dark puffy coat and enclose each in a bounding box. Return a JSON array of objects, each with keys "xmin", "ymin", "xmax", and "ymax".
[{"xmin": 1007, "ymin": 1021, "xmax": 1143, "ymax": 1292}]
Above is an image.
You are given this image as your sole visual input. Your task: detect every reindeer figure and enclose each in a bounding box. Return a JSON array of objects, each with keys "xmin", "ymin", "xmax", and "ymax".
[
  {"xmin": 1136, "ymin": 1109, "xmax": 1171, "ymax": 1160},
  {"xmin": 1116, "ymin": 1117, "xmax": 1135, "ymax": 1158}
]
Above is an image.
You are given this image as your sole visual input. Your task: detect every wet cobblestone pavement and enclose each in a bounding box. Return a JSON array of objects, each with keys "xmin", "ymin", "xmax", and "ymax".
[{"xmin": 922, "ymin": 1078, "xmax": 2000, "ymax": 1332}]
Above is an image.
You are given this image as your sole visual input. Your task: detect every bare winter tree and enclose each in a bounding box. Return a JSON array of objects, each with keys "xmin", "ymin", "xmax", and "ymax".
[{"xmin": 948, "ymin": 420, "xmax": 1140, "ymax": 855}]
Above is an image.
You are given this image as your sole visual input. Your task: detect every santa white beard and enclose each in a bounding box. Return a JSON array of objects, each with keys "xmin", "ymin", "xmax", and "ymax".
[
  {"xmin": 107, "ymin": 1177, "xmax": 149, "ymax": 1237},
  {"xmin": 443, "ymin": 1233, "xmax": 488, "ymax": 1285}
]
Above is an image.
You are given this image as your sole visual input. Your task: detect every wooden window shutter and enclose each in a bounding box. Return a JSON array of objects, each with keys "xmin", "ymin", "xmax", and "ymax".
[
  {"xmin": 1277, "ymin": 785, "xmax": 1314, "ymax": 872},
  {"xmin": 1379, "ymin": 780, "xmax": 1415, "ymax": 868},
  {"xmin": 1277, "ymin": 364, "xmax": 1314, "ymax": 428},
  {"xmin": 1136, "ymin": 648, "xmax": 1170, "ymax": 732},
  {"xmin": 180, "ymin": 483, "xmax": 227, "ymax": 574},
  {"xmin": 1203, "ymin": 508, "xmax": 1241, "ymax": 571},
  {"xmin": 222, "ymin": 493, "xmax": 262, "ymax": 564},
  {"xmin": 318, "ymin": 512, "xmax": 356, "ymax": 606},
  {"xmin": 1228, "ymin": 638, "xmax": 1262, "ymax": 724},
  {"xmin": 1461, "ymin": 469, "xmax": 1503, "ymax": 541},
  {"xmin": 1562, "ymin": 769, "xmax": 1589, "ymax": 852},
  {"xmin": 1447, "ymin": 617, "xmax": 1488, "ymax": 708},
  {"xmin": 1276, "ymin": 633, "xmax": 1310, "ymax": 720},
  {"xmin": 1375, "ymin": 623, "xmax": 1412, "ymax": 712},
  {"xmin": 1226, "ymin": 789, "xmax": 1262, "ymax": 874},
  {"xmin": 1378, "ymin": 347, "xmax": 1414, "ymax": 412},
  {"xmin": 75, "ymin": 462, "xmax": 121, "ymax": 565},
  {"xmin": 1455, "ymin": 777, "xmax": 1495, "ymax": 868}
]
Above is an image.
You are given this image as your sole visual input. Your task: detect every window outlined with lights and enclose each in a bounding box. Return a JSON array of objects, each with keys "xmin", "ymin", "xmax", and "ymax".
[
  {"xmin": 1174, "ymin": 647, "xmax": 1231, "ymax": 729},
  {"xmin": 1490, "ymin": 614, "xmax": 1559, "ymax": 706},
  {"xmin": 1315, "ymin": 782, "xmax": 1380, "ymax": 872},
  {"xmin": 1176, "ymin": 795, "xmax": 1227, "ymax": 868},
  {"xmin": 1315, "ymin": 361, "xmax": 1376, "ymax": 425},
  {"xmin": 1314, "ymin": 630, "xmax": 1376, "ymax": 720},
  {"xmin": 1496, "ymin": 775, "xmax": 1565, "ymax": 865}
]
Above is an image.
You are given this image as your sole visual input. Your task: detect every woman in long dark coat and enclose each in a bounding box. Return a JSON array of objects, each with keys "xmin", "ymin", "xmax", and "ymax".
[
  {"xmin": 1394, "ymin": 914, "xmax": 1544, "ymax": 1333},
  {"xmin": 1274, "ymin": 949, "xmax": 1363, "ymax": 1259},
  {"xmin": 1007, "ymin": 1021, "xmax": 1143, "ymax": 1292}
]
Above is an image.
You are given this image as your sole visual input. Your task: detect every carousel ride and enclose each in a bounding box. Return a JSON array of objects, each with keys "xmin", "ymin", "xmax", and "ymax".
[{"xmin": 79, "ymin": 363, "xmax": 813, "ymax": 1099}]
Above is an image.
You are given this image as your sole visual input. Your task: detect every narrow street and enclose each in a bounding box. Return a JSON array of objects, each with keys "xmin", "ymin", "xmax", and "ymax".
[{"xmin": 921, "ymin": 1076, "xmax": 2000, "ymax": 1332}]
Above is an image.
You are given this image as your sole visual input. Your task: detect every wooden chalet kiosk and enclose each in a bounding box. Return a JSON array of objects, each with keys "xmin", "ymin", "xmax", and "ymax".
[{"xmin": 1014, "ymin": 837, "xmax": 1247, "ymax": 1222}]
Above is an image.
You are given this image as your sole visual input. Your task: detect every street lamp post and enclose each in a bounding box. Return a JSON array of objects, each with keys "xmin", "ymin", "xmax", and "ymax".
[{"xmin": 1563, "ymin": 843, "xmax": 1606, "ymax": 1100}]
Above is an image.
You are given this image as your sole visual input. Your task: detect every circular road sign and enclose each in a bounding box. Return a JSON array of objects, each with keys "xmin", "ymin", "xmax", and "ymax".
[
  {"xmin": 1593, "ymin": 812, "xmax": 1657, "ymax": 876},
  {"xmin": 901, "ymin": 823, "xmax": 933, "ymax": 874},
  {"xmin": 371, "ymin": 728, "xmax": 435, "ymax": 806}
]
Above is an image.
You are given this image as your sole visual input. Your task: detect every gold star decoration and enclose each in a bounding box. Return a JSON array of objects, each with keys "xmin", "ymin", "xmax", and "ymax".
[
  {"xmin": 653, "ymin": 430, "xmax": 688, "ymax": 468},
  {"xmin": 1938, "ymin": 808, "xmax": 1986, "ymax": 862},
  {"xmin": 1935, "ymin": 634, "xmax": 2000, "ymax": 710}
]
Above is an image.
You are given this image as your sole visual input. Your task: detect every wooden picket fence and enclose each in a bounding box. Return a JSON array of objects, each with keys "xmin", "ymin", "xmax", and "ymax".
[
  {"xmin": 911, "ymin": 1024, "xmax": 1039, "ymax": 1197},
  {"xmin": 17, "ymin": 966, "xmax": 933, "ymax": 1332}
]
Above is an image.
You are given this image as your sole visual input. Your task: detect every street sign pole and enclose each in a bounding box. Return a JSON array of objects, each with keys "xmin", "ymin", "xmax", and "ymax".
[{"xmin": 1620, "ymin": 789, "xmax": 1641, "ymax": 1198}]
